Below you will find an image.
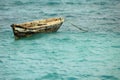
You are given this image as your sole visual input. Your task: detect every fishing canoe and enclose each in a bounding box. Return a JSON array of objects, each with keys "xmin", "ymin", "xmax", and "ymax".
[{"xmin": 11, "ymin": 17, "xmax": 64, "ymax": 39}]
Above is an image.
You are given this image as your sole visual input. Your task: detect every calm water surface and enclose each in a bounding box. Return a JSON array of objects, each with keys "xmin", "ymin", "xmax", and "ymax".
[{"xmin": 0, "ymin": 0, "xmax": 120, "ymax": 80}]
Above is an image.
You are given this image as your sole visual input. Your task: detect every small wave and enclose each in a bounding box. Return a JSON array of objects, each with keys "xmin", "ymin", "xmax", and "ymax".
[
  {"xmin": 100, "ymin": 23, "xmax": 118, "ymax": 26},
  {"xmin": 10, "ymin": 78, "xmax": 23, "ymax": 80},
  {"xmin": 80, "ymin": 74, "xmax": 92, "ymax": 77},
  {"xmin": 66, "ymin": 15, "xmax": 75, "ymax": 18},
  {"xmin": 111, "ymin": 46, "xmax": 120, "ymax": 48},
  {"xmin": 66, "ymin": 2, "xmax": 82, "ymax": 5},
  {"xmin": 66, "ymin": 2, "xmax": 74, "ymax": 5},
  {"xmin": 50, "ymin": 37, "xmax": 71, "ymax": 43},
  {"xmin": 116, "ymin": 32, "xmax": 120, "ymax": 35},
  {"xmin": 13, "ymin": 1, "xmax": 36, "ymax": 6},
  {"xmin": 100, "ymin": 75, "xmax": 119, "ymax": 80},
  {"xmin": 43, "ymin": 13, "xmax": 58, "ymax": 17},
  {"xmin": 36, "ymin": 73, "xmax": 63, "ymax": 80},
  {"xmin": 102, "ymin": 18, "xmax": 116, "ymax": 21},
  {"xmin": 0, "ymin": 60, "xmax": 3, "ymax": 63},
  {"xmin": 67, "ymin": 77, "xmax": 78, "ymax": 80},
  {"xmin": 13, "ymin": 1, "xmax": 24, "ymax": 5},
  {"xmin": 0, "ymin": 7, "xmax": 9, "ymax": 11},
  {"xmin": 78, "ymin": 59, "xmax": 88, "ymax": 62},
  {"xmin": 93, "ymin": 2, "xmax": 108, "ymax": 5},
  {"xmin": 45, "ymin": 2, "xmax": 61, "ymax": 6}
]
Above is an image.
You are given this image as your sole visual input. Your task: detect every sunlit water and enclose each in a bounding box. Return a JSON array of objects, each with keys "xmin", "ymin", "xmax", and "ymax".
[{"xmin": 0, "ymin": 0, "xmax": 120, "ymax": 80}]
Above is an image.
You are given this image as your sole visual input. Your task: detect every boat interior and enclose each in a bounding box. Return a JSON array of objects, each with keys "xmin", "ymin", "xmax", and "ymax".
[{"xmin": 13, "ymin": 18, "xmax": 64, "ymax": 29}]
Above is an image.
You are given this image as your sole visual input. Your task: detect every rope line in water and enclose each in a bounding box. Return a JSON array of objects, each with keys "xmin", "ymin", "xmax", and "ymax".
[{"xmin": 70, "ymin": 22, "xmax": 88, "ymax": 32}]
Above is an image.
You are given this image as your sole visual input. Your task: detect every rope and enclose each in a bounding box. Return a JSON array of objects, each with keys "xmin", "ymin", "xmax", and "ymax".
[{"xmin": 70, "ymin": 23, "xmax": 88, "ymax": 32}]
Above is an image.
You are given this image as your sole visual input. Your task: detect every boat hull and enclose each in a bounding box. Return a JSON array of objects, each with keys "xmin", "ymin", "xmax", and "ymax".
[{"xmin": 11, "ymin": 18, "xmax": 64, "ymax": 39}]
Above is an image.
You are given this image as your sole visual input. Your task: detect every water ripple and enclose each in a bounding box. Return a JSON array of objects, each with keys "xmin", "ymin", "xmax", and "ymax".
[
  {"xmin": 45, "ymin": 2, "xmax": 61, "ymax": 6},
  {"xmin": 36, "ymin": 73, "xmax": 63, "ymax": 80},
  {"xmin": 111, "ymin": 46, "xmax": 120, "ymax": 48},
  {"xmin": 100, "ymin": 75, "xmax": 119, "ymax": 80}
]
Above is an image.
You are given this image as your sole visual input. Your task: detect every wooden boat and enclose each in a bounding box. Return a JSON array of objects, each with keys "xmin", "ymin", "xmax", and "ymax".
[{"xmin": 11, "ymin": 17, "xmax": 64, "ymax": 39}]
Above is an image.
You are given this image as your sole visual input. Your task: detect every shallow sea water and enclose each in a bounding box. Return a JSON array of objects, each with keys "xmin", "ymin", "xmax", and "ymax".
[{"xmin": 0, "ymin": 0, "xmax": 120, "ymax": 80}]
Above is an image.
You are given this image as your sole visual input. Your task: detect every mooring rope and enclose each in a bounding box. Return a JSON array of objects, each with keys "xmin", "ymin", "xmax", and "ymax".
[{"xmin": 70, "ymin": 22, "xmax": 88, "ymax": 32}]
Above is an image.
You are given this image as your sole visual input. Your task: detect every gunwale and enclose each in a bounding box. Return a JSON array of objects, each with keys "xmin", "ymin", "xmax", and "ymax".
[{"xmin": 12, "ymin": 18, "xmax": 64, "ymax": 29}]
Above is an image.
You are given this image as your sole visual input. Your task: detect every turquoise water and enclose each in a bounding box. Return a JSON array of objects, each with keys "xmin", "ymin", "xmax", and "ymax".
[{"xmin": 0, "ymin": 0, "xmax": 120, "ymax": 80}]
